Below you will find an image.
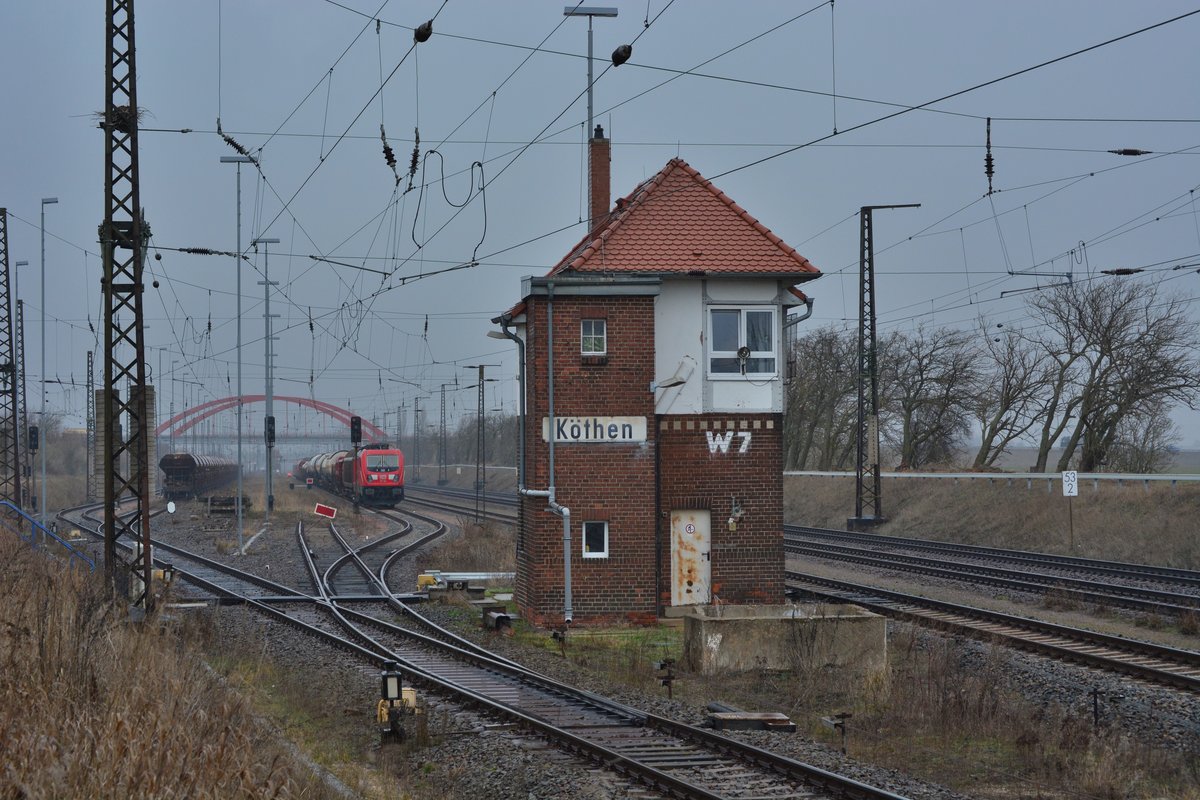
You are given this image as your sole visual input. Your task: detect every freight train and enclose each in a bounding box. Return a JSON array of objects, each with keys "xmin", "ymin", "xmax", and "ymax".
[
  {"xmin": 292, "ymin": 443, "xmax": 405, "ymax": 507},
  {"xmin": 159, "ymin": 453, "xmax": 240, "ymax": 500}
]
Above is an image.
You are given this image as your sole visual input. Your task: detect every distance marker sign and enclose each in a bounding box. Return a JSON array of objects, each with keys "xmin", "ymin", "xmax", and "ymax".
[{"xmin": 314, "ymin": 503, "xmax": 337, "ymax": 519}]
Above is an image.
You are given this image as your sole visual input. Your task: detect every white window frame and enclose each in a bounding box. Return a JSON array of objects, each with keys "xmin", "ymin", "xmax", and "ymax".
[
  {"xmin": 706, "ymin": 305, "xmax": 778, "ymax": 379},
  {"xmin": 581, "ymin": 318, "xmax": 607, "ymax": 355},
  {"xmin": 581, "ymin": 520, "xmax": 609, "ymax": 558}
]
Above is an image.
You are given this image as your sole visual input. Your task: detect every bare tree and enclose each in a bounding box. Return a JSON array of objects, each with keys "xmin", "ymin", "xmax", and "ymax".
[
  {"xmin": 783, "ymin": 327, "xmax": 858, "ymax": 469},
  {"xmin": 881, "ymin": 326, "xmax": 978, "ymax": 469},
  {"xmin": 1026, "ymin": 281, "xmax": 1200, "ymax": 472},
  {"xmin": 1102, "ymin": 399, "xmax": 1179, "ymax": 473},
  {"xmin": 971, "ymin": 321, "xmax": 1049, "ymax": 469}
]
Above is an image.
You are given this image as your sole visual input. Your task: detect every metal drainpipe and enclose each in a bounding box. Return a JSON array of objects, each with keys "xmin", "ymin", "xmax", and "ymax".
[
  {"xmin": 515, "ymin": 282, "xmax": 572, "ymax": 626},
  {"xmin": 784, "ymin": 296, "xmax": 815, "ymax": 328}
]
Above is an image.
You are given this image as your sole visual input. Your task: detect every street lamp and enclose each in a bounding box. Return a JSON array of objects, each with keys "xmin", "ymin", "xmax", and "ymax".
[
  {"xmin": 252, "ymin": 236, "xmax": 280, "ymax": 520},
  {"xmin": 563, "ymin": 6, "xmax": 617, "ymax": 221},
  {"xmin": 40, "ymin": 197, "xmax": 57, "ymax": 527},
  {"xmin": 220, "ymin": 155, "xmax": 253, "ymax": 552},
  {"xmin": 170, "ymin": 359, "xmax": 179, "ymax": 453}
]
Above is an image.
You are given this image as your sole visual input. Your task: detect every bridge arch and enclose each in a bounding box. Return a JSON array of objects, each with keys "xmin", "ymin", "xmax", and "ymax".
[{"xmin": 155, "ymin": 395, "xmax": 388, "ymax": 442}]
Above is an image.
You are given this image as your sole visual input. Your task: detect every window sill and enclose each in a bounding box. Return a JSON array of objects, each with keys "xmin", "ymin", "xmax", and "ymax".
[{"xmin": 706, "ymin": 373, "xmax": 779, "ymax": 381}]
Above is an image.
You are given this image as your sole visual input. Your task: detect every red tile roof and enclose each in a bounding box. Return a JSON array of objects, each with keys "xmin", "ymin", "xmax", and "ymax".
[{"xmin": 549, "ymin": 159, "xmax": 820, "ymax": 277}]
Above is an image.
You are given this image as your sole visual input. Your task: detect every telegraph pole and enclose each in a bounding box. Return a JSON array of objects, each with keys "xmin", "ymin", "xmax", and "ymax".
[
  {"xmin": 253, "ymin": 237, "xmax": 280, "ymax": 518},
  {"xmin": 850, "ymin": 204, "xmax": 919, "ymax": 531},
  {"xmin": 85, "ymin": 351, "xmax": 96, "ymax": 501},
  {"xmin": 101, "ymin": 0, "xmax": 154, "ymax": 608},
  {"xmin": 412, "ymin": 397, "xmax": 422, "ymax": 483},
  {"xmin": 464, "ymin": 364, "xmax": 498, "ymax": 522},
  {"xmin": 438, "ymin": 383, "xmax": 451, "ymax": 485}
]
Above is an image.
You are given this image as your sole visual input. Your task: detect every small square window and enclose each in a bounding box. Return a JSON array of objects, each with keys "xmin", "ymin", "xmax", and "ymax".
[
  {"xmin": 581, "ymin": 319, "xmax": 607, "ymax": 355},
  {"xmin": 582, "ymin": 521, "xmax": 608, "ymax": 558}
]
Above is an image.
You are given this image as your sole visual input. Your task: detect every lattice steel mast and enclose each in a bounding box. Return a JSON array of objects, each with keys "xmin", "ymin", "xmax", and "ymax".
[
  {"xmin": 0, "ymin": 210, "xmax": 20, "ymax": 508},
  {"xmin": 851, "ymin": 204, "xmax": 918, "ymax": 530},
  {"xmin": 101, "ymin": 0, "xmax": 154, "ymax": 606}
]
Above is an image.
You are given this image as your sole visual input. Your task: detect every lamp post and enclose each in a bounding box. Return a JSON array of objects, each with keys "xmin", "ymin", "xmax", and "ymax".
[
  {"xmin": 252, "ymin": 236, "xmax": 280, "ymax": 520},
  {"xmin": 220, "ymin": 155, "xmax": 253, "ymax": 552},
  {"xmin": 39, "ymin": 197, "xmax": 57, "ymax": 528},
  {"xmin": 563, "ymin": 6, "xmax": 617, "ymax": 220},
  {"xmin": 14, "ymin": 260, "xmax": 28, "ymax": 513}
]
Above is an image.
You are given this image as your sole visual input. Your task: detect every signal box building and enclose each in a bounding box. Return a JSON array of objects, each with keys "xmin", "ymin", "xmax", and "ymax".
[{"xmin": 495, "ymin": 129, "xmax": 820, "ymax": 627}]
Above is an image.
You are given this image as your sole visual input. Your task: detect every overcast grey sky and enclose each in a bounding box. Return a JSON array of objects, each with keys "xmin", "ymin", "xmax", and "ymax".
[{"xmin": 3, "ymin": 1, "xmax": 1200, "ymax": 446}]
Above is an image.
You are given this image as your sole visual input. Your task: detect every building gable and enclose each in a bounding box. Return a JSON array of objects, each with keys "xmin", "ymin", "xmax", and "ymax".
[{"xmin": 550, "ymin": 159, "xmax": 820, "ymax": 278}]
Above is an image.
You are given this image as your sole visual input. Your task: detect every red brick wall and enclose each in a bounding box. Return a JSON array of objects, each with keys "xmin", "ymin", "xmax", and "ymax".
[
  {"xmin": 517, "ymin": 294, "xmax": 658, "ymax": 626},
  {"xmin": 657, "ymin": 414, "xmax": 784, "ymax": 608}
]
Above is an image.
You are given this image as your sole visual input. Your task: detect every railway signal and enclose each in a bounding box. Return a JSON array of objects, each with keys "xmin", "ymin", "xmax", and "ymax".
[{"xmin": 313, "ymin": 502, "xmax": 337, "ymax": 519}]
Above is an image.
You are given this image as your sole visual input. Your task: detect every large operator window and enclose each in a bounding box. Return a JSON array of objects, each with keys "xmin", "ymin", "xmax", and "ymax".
[{"xmin": 708, "ymin": 306, "xmax": 777, "ymax": 377}]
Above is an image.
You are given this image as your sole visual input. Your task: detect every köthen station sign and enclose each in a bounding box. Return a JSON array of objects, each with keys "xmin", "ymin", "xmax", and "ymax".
[{"xmin": 541, "ymin": 416, "xmax": 647, "ymax": 444}]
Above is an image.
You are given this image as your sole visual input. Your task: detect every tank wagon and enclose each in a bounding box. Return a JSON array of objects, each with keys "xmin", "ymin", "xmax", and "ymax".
[
  {"xmin": 294, "ymin": 443, "xmax": 404, "ymax": 507},
  {"xmin": 159, "ymin": 453, "xmax": 239, "ymax": 500}
]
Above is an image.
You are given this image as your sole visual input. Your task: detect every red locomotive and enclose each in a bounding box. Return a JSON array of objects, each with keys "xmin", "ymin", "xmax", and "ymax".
[{"xmin": 293, "ymin": 443, "xmax": 405, "ymax": 507}]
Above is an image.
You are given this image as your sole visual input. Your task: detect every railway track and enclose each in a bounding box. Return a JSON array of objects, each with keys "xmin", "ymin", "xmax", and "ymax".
[
  {"xmin": 786, "ymin": 525, "xmax": 1200, "ymax": 592},
  {"xmin": 403, "ymin": 484, "xmax": 518, "ymax": 523},
  {"xmin": 405, "ymin": 485, "xmax": 1200, "ymax": 693},
  {"xmin": 290, "ymin": 518, "xmax": 915, "ymax": 799},
  {"xmin": 61, "ymin": 500, "xmax": 913, "ymax": 798},
  {"xmin": 787, "ymin": 571, "xmax": 1200, "ymax": 693},
  {"xmin": 785, "ymin": 534, "xmax": 1200, "ymax": 618},
  {"xmin": 410, "ymin": 487, "xmax": 1200, "ymax": 617}
]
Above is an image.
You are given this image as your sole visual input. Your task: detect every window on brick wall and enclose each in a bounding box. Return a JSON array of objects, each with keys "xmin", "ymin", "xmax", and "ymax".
[
  {"xmin": 582, "ymin": 521, "xmax": 608, "ymax": 558},
  {"xmin": 581, "ymin": 319, "xmax": 607, "ymax": 355},
  {"xmin": 708, "ymin": 306, "xmax": 777, "ymax": 377}
]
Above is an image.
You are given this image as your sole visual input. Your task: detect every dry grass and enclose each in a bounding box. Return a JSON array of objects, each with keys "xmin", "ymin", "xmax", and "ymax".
[
  {"xmin": 420, "ymin": 518, "xmax": 516, "ymax": 574},
  {"xmin": 515, "ymin": 615, "xmax": 1200, "ymax": 799},
  {"xmin": 0, "ymin": 533, "xmax": 334, "ymax": 799},
  {"xmin": 785, "ymin": 475, "xmax": 1200, "ymax": 569}
]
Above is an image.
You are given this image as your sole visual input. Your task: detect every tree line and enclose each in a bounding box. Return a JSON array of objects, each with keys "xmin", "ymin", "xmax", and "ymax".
[{"xmin": 784, "ymin": 281, "xmax": 1200, "ymax": 473}]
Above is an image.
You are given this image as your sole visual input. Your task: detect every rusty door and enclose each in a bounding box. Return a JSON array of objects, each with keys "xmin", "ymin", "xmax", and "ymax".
[{"xmin": 670, "ymin": 510, "xmax": 711, "ymax": 606}]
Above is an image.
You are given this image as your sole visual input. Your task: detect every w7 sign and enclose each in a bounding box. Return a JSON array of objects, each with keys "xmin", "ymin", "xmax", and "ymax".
[{"xmin": 705, "ymin": 431, "xmax": 751, "ymax": 454}]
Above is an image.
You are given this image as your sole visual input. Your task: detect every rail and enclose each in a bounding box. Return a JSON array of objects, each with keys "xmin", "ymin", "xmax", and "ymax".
[
  {"xmin": 3, "ymin": 501, "xmax": 95, "ymax": 571},
  {"xmin": 785, "ymin": 470, "xmax": 1200, "ymax": 490}
]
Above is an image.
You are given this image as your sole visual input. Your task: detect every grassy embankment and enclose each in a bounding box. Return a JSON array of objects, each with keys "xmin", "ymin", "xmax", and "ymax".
[
  {"xmin": 0, "ymin": 531, "xmax": 336, "ymax": 799},
  {"xmin": 784, "ymin": 474, "xmax": 1200, "ymax": 569}
]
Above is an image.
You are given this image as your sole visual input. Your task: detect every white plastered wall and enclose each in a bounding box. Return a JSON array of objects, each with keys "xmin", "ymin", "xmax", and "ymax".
[{"xmin": 653, "ymin": 278, "xmax": 783, "ymax": 415}]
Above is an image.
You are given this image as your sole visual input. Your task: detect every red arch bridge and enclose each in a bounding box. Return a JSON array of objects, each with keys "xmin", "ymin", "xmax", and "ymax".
[{"xmin": 155, "ymin": 395, "xmax": 389, "ymax": 443}]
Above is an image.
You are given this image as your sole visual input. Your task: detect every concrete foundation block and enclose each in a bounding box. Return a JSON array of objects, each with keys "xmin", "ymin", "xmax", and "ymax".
[{"xmin": 680, "ymin": 603, "xmax": 886, "ymax": 674}]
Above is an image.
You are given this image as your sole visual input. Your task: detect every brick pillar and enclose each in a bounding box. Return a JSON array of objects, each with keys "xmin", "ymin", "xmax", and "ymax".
[{"xmin": 588, "ymin": 125, "xmax": 610, "ymax": 226}]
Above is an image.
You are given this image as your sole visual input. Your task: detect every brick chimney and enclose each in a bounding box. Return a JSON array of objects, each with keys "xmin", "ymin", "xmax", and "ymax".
[{"xmin": 588, "ymin": 124, "xmax": 610, "ymax": 226}]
